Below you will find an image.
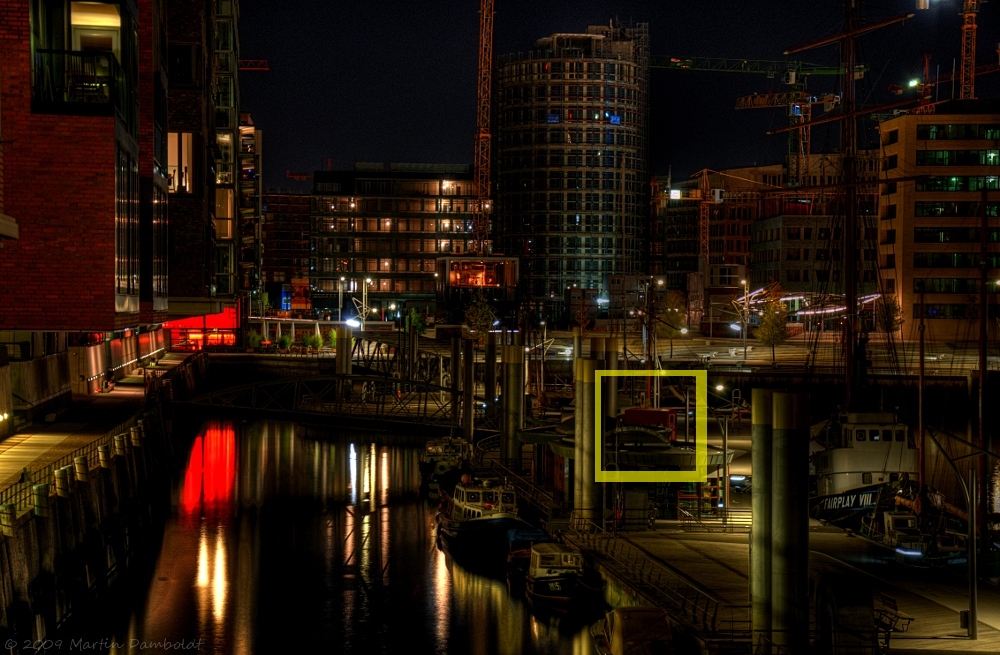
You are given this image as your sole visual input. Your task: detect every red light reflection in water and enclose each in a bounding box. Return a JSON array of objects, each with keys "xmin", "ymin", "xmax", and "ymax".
[{"xmin": 180, "ymin": 424, "xmax": 236, "ymax": 525}]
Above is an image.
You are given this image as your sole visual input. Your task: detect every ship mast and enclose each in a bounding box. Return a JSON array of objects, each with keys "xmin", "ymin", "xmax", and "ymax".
[{"xmin": 842, "ymin": 2, "xmax": 858, "ymax": 412}]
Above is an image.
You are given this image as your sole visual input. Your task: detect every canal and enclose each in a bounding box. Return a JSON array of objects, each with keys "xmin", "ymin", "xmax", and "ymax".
[{"xmin": 77, "ymin": 419, "xmax": 597, "ymax": 655}]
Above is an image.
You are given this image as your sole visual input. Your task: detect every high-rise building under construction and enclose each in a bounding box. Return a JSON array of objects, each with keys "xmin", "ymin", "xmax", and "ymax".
[{"xmin": 495, "ymin": 22, "xmax": 649, "ymax": 320}]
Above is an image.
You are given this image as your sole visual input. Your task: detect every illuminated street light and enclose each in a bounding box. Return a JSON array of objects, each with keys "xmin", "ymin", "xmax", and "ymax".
[
  {"xmin": 346, "ymin": 319, "xmax": 361, "ymax": 328},
  {"xmin": 730, "ymin": 323, "xmax": 741, "ymax": 331},
  {"xmin": 715, "ymin": 384, "xmax": 724, "ymax": 391},
  {"xmin": 680, "ymin": 327, "xmax": 688, "ymax": 334}
]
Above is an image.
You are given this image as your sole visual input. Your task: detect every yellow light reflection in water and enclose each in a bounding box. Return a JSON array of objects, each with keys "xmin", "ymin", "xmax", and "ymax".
[
  {"xmin": 213, "ymin": 525, "xmax": 227, "ymax": 624},
  {"xmin": 197, "ymin": 526, "xmax": 210, "ymax": 587},
  {"xmin": 432, "ymin": 547, "xmax": 451, "ymax": 653}
]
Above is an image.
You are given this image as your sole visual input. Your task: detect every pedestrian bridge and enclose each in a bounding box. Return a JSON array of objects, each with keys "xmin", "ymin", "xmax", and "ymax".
[{"xmin": 181, "ymin": 375, "xmax": 465, "ymax": 432}]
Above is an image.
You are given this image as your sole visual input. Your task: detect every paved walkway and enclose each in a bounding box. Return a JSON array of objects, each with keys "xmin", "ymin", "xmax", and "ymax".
[{"xmin": 0, "ymin": 352, "xmax": 190, "ymax": 489}]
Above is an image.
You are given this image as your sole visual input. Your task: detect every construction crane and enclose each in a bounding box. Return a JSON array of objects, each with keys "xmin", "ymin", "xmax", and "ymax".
[
  {"xmin": 471, "ymin": 0, "xmax": 494, "ymax": 255},
  {"xmin": 650, "ymin": 56, "xmax": 848, "ymax": 79},
  {"xmin": 238, "ymin": 60, "xmax": 270, "ymax": 71},
  {"xmin": 959, "ymin": 0, "xmax": 981, "ymax": 99},
  {"xmin": 735, "ymin": 92, "xmax": 840, "ymax": 187}
]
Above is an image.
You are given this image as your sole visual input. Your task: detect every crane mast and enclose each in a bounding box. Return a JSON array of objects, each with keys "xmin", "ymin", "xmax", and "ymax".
[
  {"xmin": 472, "ymin": 0, "xmax": 495, "ymax": 255},
  {"xmin": 959, "ymin": 0, "xmax": 981, "ymax": 100}
]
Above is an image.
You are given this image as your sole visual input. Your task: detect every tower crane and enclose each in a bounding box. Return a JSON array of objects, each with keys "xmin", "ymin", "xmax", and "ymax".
[
  {"xmin": 238, "ymin": 60, "xmax": 270, "ymax": 71},
  {"xmin": 734, "ymin": 92, "xmax": 840, "ymax": 187},
  {"xmin": 471, "ymin": 0, "xmax": 494, "ymax": 255},
  {"xmin": 959, "ymin": 0, "xmax": 981, "ymax": 99}
]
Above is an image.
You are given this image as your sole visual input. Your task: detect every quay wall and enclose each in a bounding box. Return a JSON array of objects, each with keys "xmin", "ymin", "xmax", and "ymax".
[{"xmin": 0, "ymin": 353, "xmax": 207, "ymax": 646}]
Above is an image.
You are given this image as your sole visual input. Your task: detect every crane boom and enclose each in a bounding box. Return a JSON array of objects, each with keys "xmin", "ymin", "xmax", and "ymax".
[
  {"xmin": 650, "ymin": 56, "xmax": 849, "ymax": 77},
  {"xmin": 472, "ymin": 0, "xmax": 495, "ymax": 255},
  {"xmin": 960, "ymin": 0, "xmax": 981, "ymax": 99}
]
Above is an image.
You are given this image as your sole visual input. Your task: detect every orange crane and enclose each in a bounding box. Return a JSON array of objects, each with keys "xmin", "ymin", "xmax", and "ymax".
[
  {"xmin": 471, "ymin": 0, "xmax": 495, "ymax": 255},
  {"xmin": 959, "ymin": 0, "xmax": 981, "ymax": 99},
  {"xmin": 238, "ymin": 60, "xmax": 270, "ymax": 71}
]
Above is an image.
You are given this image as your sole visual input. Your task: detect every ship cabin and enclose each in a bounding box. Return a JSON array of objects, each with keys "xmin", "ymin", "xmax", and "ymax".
[{"xmin": 814, "ymin": 413, "xmax": 918, "ymax": 497}]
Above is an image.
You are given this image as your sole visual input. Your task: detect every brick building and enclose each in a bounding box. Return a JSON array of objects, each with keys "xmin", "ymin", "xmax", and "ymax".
[
  {"xmin": 0, "ymin": 0, "xmax": 168, "ymax": 400},
  {"xmin": 261, "ymin": 193, "xmax": 311, "ymax": 311},
  {"xmin": 310, "ymin": 165, "xmax": 476, "ymax": 319}
]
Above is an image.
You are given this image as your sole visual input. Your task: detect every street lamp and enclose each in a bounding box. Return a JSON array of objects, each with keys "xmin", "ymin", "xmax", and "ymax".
[
  {"xmin": 338, "ymin": 277, "xmax": 345, "ymax": 322},
  {"xmin": 741, "ymin": 279, "xmax": 749, "ymax": 360}
]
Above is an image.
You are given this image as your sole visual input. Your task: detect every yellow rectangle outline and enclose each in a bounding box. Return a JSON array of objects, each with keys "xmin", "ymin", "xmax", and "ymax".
[{"xmin": 594, "ymin": 370, "xmax": 707, "ymax": 483}]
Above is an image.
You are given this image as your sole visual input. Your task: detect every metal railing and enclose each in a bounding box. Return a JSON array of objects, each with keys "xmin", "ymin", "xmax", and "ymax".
[
  {"xmin": 32, "ymin": 49, "xmax": 137, "ymax": 133},
  {"xmin": 488, "ymin": 459, "xmax": 559, "ymax": 520},
  {"xmin": 676, "ymin": 507, "xmax": 753, "ymax": 533},
  {"xmin": 564, "ymin": 516, "xmax": 751, "ymax": 639}
]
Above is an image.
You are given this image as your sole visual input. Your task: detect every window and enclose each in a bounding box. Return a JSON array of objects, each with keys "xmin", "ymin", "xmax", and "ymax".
[
  {"xmin": 885, "ymin": 154, "xmax": 898, "ymax": 170},
  {"xmin": 167, "ymin": 132, "xmax": 194, "ymax": 193},
  {"xmin": 168, "ymin": 44, "xmax": 201, "ymax": 86},
  {"xmin": 115, "ymin": 142, "xmax": 139, "ymax": 306},
  {"xmin": 862, "ymin": 473, "xmax": 872, "ymax": 484},
  {"xmin": 884, "ymin": 129, "xmax": 898, "ymax": 145},
  {"xmin": 870, "ymin": 429, "xmax": 880, "ymax": 441},
  {"xmin": 856, "ymin": 430, "xmax": 866, "ymax": 442},
  {"xmin": 882, "ymin": 429, "xmax": 891, "ymax": 442}
]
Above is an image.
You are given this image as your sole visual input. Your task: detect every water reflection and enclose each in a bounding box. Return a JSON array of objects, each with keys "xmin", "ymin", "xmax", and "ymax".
[{"xmin": 107, "ymin": 420, "xmax": 593, "ymax": 654}]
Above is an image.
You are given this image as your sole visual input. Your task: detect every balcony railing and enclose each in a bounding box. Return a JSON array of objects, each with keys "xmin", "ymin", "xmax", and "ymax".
[{"xmin": 32, "ymin": 49, "xmax": 137, "ymax": 136}]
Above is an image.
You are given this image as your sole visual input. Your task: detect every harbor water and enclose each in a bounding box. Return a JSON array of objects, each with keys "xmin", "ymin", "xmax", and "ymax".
[{"xmin": 73, "ymin": 419, "xmax": 596, "ymax": 655}]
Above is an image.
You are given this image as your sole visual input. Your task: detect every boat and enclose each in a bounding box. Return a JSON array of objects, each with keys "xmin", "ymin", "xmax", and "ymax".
[
  {"xmin": 590, "ymin": 607, "xmax": 675, "ymax": 655},
  {"xmin": 523, "ymin": 542, "xmax": 599, "ymax": 613},
  {"xmin": 419, "ymin": 437, "xmax": 472, "ymax": 497},
  {"xmin": 435, "ymin": 479, "xmax": 530, "ymax": 561},
  {"xmin": 809, "ymin": 412, "xmax": 917, "ymax": 528},
  {"xmin": 506, "ymin": 528, "xmax": 550, "ymax": 591}
]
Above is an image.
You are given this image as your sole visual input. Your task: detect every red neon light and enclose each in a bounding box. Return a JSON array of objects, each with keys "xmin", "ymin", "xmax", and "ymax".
[{"xmin": 163, "ymin": 306, "xmax": 238, "ymax": 330}]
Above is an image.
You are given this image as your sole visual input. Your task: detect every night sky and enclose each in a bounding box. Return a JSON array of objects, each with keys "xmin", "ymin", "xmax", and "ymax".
[{"xmin": 239, "ymin": 0, "xmax": 1000, "ymax": 192}]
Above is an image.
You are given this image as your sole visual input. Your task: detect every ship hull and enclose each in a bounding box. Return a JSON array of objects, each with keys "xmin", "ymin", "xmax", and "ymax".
[{"xmin": 809, "ymin": 483, "xmax": 890, "ymax": 528}]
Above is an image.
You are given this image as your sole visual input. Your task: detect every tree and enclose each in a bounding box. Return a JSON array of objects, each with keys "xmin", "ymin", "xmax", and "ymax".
[
  {"xmin": 405, "ymin": 307, "xmax": 427, "ymax": 336},
  {"xmin": 875, "ymin": 294, "xmax": 903, "ymax": 333},
  {"xmin": 653, "ymin": 290, "xmax": 687, "ymax": 358},
  {"xmin": 754, "ymin": 297, "xmax": 789, "ymax": 364},
  {"xmin": 464, "ymin": 290, "xmax": 496, "ymax": 347}
]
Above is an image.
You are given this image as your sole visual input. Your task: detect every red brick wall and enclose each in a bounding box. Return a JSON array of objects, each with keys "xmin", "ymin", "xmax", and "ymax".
[{"xmin": 0, "ymin": 1, "xmax": 118, "ymax": 330}]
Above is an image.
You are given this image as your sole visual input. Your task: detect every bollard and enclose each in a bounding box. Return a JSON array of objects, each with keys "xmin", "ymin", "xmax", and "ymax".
[
  {"xmin": 130, "ymin": 425, "xmax": 143, "ymax": 447},
  {"xmin": 32, "ymin": 484, "xmax": 50, "ymax": 518},
  {"xmin": 98, "ymin": 444, "xmax": 113, "ymax": 468},
  {"xmin": 0, "ymin": 503, "xmax": 15, "ymax": 537},
  {"xmin": 74, "ymin": 456, "xmax": 89, "ymax": 483},
  {"xmin": 114, "ymin": 434, "xmax": 127, "ymax": 457}
]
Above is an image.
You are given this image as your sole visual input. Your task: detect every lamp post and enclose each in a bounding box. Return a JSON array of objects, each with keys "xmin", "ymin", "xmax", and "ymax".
[
  {"xmin": 539, "ymin": 320, "xmax": 546, "ymax": 399},
  {"xmin": 338, "ymin": 277, "xmax": 345, "ymax": 322},
  {"xmin": 741, "ymin": 279, "xmax": 749, "ymax": 360}
]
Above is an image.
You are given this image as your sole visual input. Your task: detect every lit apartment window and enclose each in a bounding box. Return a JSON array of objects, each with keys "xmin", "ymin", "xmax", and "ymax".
[{"xmin": 167, "ymin": 132, "xmax": 193, "ymax": 193}]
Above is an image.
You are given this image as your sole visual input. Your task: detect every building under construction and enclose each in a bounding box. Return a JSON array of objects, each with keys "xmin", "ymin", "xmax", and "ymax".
[{"xmin": 494, "ymin": 22, "xmax": 650, "ymax": 322}]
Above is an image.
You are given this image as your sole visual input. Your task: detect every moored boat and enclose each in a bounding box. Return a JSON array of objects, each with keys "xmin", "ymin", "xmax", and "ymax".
[
  {"xmin": 420, "ymin": 438, "xmax": 472, "ymax": 497},
  {"xmin": 524, "ymin": 542, "xmax": 591, "ymax": 612},
  {"xmin": 809, "ymin": 412, "xmax": 917, "ymax": 528},
  {"xmin": 436, "ymin": 479, "xmax": 529, "ymax": 561}
]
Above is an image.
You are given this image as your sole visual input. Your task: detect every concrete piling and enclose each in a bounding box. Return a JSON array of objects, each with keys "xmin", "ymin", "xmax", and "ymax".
[
  {"xmin": 485, "ymin": 331, "xmax": 497, "ymax": 403},
  {"xmin": 451, "ymin": 337, "xmax": 462, "ymax": 425},
  {"xmin": 501, "ymin": 345, "xmax": 524, "ymax": 466},
  {"xmin": 54, "ymin": 467, "xmax": 70, "ymax": 498},
  {"xmin": 604, "ymin": 335, "xmax": 619, "ymax": 422},
  {"xmin": 462, "ymin": 338, "xmax": 475, "ymax": 441},
  {"xmin": 751, "ymin": 389, "xmax": 774, "ymax": 647},
  {"xmin": 130, "ymin": 425, "xmax": 143, "ymax": 448},
  {"xmin": 771, "ymin": 392, "xmax": 810, "ymax": 654},
  {"xmin": 574, "ymin": 358, "xmax": 599, "ymax": 520},
  {"xmin": 336, "ymin": 327, "xmax": 353, "ymax": 375},
  {"xmin": 572, "ymin": 326, "xmax": 582, "ymax": 360},
  {"xmin": 113, "ymin": 434, "xmax": 127, "ymax": 457}
]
